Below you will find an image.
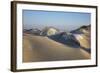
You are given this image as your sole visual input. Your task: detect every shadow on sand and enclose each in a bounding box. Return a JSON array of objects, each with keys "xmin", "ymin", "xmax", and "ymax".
[
  {"xmin": 48, "ymin": 33, "xmax": 91, "ymax": 53},
  {"xmin": 48, "ymin": 33, "xmax": 80, "ymax": 48}
]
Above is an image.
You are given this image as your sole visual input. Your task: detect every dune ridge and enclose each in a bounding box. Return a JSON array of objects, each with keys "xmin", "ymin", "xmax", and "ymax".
[{"xmin": 23, "ymin": 33, "xmax": 90, "ymax": 62}]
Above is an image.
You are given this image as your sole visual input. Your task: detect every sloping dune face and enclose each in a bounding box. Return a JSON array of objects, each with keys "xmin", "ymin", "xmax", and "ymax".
[
  {"xmin": 71, "ymin": 25, "xmax": 91, "ymax": 49},
  {"xmin": 23, "ymin": 33, "xmax": 90, "ymax": 62},
  {"xmin": 74, "ymin": 34, "xmax": 90, "ymax": 49}
]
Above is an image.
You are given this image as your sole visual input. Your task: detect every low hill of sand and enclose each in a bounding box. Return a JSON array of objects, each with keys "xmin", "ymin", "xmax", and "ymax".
[
  {"xmin": 23, "ymin": 33, "xmax": 90, "ymax": 62},
  {"xmin": 71, "ymin": 25, "xmax": 91, "ymax": 49},
  {"xmin": 74, "ymin": 34, "xmax": 90, "ymax": 49}
]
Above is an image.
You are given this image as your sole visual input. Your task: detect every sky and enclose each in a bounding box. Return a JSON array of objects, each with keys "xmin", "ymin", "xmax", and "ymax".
[{"xmin": 23, "ymin": 10, "xmax": 91, "ymax": 32}]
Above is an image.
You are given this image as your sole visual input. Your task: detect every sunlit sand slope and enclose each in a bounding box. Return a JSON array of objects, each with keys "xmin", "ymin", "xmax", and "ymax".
[
  {"xmin": 23, "ymin": 33, "xmax": 90, "ymax": 62},
  {"xmin": 74, "ymin": 34, "xmax": 90, "ymax": 49}
]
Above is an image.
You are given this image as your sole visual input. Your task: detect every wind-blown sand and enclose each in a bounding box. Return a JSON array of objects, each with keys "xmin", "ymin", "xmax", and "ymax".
[{"xmin": 23, "ymin": 33, "xmax": 90, "ymax": 62}]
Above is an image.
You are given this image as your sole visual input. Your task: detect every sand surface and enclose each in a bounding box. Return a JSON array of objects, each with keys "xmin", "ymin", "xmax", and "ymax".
[
  {"xmin": 74, "ymin": 34, "xmax": 90, "ymax": 49},
  {"xmin": 23, "ymin": 33, "xmax": 90, "ymax": 62}
]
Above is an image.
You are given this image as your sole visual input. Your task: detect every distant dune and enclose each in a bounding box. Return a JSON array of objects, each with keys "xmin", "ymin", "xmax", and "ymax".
[{"xmin": 23, "ymin": 33, "xmax": 90, "ymax": 62}]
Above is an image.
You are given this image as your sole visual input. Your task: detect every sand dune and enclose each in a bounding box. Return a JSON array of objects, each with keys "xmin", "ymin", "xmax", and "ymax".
[
  {"xmin": 23, "ymin": 33, "xmax": 90, "ymax": 62},
  {"xmin": 74, "ymin": 34, "xmax": 90, "ymax": 49}
]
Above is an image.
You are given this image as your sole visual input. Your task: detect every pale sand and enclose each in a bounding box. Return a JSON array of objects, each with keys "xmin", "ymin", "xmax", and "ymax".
[
  {"xmin": 74, "ymin": 34, "xmax": 90, "ymax": 49},
  {"xmin": 23, "ymin": 33, "xmax": 90, "ymax": 62}
]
